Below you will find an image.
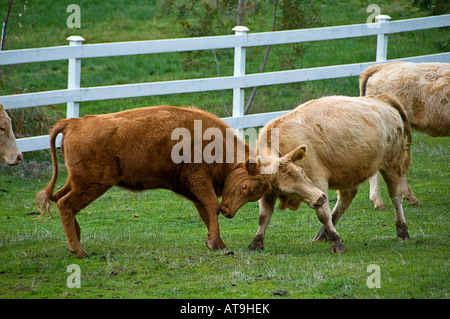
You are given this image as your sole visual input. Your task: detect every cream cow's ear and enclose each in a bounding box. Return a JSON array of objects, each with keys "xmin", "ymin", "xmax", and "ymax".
[{"xmin": 284, "ymin": 145, "xmax": 307, "ymax": 163}]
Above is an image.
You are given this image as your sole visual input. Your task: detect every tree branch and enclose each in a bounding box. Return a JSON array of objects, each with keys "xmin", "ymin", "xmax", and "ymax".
[
  {"xmin": 1, "ymin": 0, "xmax": 14, "ymax": 51},
  {"xmin": 237, "ymin": 0, "xmax": 245, "ymax": 25},
  {"xmin": 244, "ymin": 0, "xmax": 279, "ymax": 114}
]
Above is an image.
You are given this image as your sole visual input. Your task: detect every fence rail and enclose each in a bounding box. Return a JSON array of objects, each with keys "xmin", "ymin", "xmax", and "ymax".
[{"xmin": 1, "ymin": 14, "xmax": 449, "ymax": 152}]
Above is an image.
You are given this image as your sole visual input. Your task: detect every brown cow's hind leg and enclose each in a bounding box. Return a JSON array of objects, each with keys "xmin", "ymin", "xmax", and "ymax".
[
  {"xmin": 57, "ymin": 184, "xmax": 111, "ymax": 258},
  {"xmin": 53, "ymin": 182, "xmax": 71, "ymax": 201}
]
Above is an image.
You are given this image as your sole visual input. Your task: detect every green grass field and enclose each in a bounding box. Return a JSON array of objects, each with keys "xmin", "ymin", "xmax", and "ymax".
[
  {"xmin": 0, "ymin": 0, "xmax": 449, "ymax": 300},
  {"xmin": 0, "ymin": 130, "xmax": 449, "ymax": 299}
]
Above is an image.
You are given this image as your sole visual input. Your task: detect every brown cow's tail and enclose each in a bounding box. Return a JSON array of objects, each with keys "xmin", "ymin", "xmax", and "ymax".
[
  {"xmin": 359, "ymin": 63, "xmax": 387, "ymax": 96},
  {"xmin": 35, "ymin": 119, "xmax": 70, "ymax": 221}
]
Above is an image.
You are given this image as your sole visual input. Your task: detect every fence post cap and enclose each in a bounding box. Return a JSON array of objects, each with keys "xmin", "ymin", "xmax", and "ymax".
[
  {"xmin": 66, "ymin": 35, "xmax": 85, "ymax": 43},
  {"xmin": 375, "ymin": 15, "xmax": 392, "ymax": 21},
  {"xmin": 232, "ymin": 26, "xmax": 249, "ymax": 33}
]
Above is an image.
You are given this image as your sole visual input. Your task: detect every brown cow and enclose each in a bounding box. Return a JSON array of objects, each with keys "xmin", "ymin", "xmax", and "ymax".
[
  {"xmin": 247, "ymin": 95, "xmax": 412, "ymax": 254},
  {"xmin": 0, "ymin": 102, "xmax": 23, "ymax": 166},
  {"xmin": 35, "ymin": 105, "xmax": 270, "ymax": 258},
  {"xmin": 360, "ymin": 61, "xmax": 450, "ymax": 209}
]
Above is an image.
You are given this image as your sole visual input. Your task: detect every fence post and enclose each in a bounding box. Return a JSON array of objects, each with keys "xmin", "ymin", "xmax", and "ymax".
[
  {"xmin": 232, "ymin": 26, "xmax": 249, "ymax": 138},
  {"xmin": 66, "ymin": 35, "xmax": 85, "ymax": 118},
  {"xmin": 375, "ymin": 15, "xmax": 391, "ymax": 62}
]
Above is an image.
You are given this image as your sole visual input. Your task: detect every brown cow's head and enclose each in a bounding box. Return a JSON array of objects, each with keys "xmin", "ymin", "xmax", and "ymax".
[
  {"xmin": 219, "ymin": 160, "xmax": 270, "ymax": 218},
  {"xmin": 258, "ymin": 145, "xmax": 327, "ymax": 210},
  {"xmin": 0, "ymin": 103, "xmax": 23, "ymax": 166}
]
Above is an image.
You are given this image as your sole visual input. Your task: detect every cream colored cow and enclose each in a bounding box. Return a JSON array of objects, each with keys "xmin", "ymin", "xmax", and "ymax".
[
  {"xmin": 360, "ymin": 62, "xmax": 450, "ymax": 209},
  {"xmin": 248, "ymin": 95, "xmax": 412, "ymax": 254}
]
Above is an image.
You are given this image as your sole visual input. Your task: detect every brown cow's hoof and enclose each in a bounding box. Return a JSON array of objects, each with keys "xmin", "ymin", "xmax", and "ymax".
[
  {"xmin": 313, "ymin": 226, "xmax": 328, "ymax": 242},
  {"xmin": 70, "ymin": 249, "xmax": 89, "ymax": 259},
  {"xmin": 206, "ymin": 238, "xmax": 228, "ymax": 251},
  {"xmin": 206, "ymin": 239, "xmax": 218, "ymax": 250}
]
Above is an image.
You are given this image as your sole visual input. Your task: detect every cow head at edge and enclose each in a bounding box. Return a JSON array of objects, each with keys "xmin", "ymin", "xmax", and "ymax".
[{"xmin": 0, "ymin": 102, "xmax": 23, "ymax": 166}]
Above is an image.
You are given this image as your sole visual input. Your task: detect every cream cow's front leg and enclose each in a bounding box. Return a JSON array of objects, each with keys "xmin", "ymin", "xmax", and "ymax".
[{"xmin": 247, "ymin": 192, "xmax": 277, "ymax": 251}]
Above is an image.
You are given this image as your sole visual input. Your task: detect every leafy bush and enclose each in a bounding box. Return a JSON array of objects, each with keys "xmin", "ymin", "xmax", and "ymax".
[{"xmin": 412, "ymin": 0, "xmax": 450, "ymax": 14}]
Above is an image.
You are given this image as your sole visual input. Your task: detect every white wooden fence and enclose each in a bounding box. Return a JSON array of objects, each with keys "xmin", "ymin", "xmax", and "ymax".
[{"xmin": 1, "ymin": 14, "xmax": 449, "ymax": 152}]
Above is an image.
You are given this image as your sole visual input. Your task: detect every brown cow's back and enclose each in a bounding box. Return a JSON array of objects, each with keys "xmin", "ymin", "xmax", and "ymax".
[{"xmin": 60, "ymin": 106, "xmax": 242, "ymax": 196}]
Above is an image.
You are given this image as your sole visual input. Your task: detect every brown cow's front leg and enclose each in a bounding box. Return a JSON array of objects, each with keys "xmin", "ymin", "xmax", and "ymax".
[
  {"xmin": 190, "ymin": 182, "xmax": 227, "ymax": 251},
  {"xmin": 206, "ymin": 208, "xmax": 226, "ymax": 251},
  {"xmin": 248, "ymin": 192, "xmax": 276, "ymax": 251},
  {"xmin": 193, "ymin": 202, "xmax": 227, "ymax": 250}
]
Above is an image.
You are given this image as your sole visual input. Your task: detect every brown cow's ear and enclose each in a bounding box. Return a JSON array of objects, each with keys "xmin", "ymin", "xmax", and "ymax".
[
  {"xmin": 0, "ymin": 102, "xmax": 4, "ymax": 111},
  {"xmin": 286, "ymin": 145, "xmax": 307, "ymax": 162},
  {"xmin": 245, "ymin": 159, "xmax": 259, "ymax": 174}
]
